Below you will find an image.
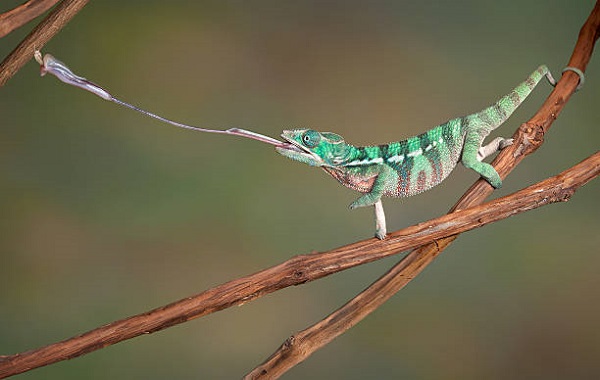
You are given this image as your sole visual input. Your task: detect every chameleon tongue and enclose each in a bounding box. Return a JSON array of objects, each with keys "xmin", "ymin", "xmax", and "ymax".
[
  {"xmin": 225, "ymin": 128, "xmax": 289, "ymax": 147},
  {"xmin": 34, "ymin": 50, "xmax": 285, "ymax": 147}
]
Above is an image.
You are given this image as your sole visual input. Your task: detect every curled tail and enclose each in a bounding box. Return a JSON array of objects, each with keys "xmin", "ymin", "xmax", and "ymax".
[
  {"xmin": 471, "ymin": 65, "xmax": 553, "ymax": 133},
  {"xmin": 461, "ymin": 65, "xmax": 553, "ymax": 189}
]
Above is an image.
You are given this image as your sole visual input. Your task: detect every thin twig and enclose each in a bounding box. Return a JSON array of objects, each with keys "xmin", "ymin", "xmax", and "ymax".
[
  {"xmin": 246, "ymin": 1, "xmax": 600, "ymax": 377},
  {"xmin": 0, "ymin": 0, "xmax": 89, "ymax": 86},
  {"xmin": 0, "ymin": 0, "xmax": 60, "ymax": 38},
  {"xmin": 245, "ymin": 153, "xmax": 599, "ymax": 379},
  {"xmin": 1, "ymin": 151, "xmax": 598, "ymax": 378},
  {"xmin": 1, "ymin": 3, "xmax": 597, "ymax": 379}
]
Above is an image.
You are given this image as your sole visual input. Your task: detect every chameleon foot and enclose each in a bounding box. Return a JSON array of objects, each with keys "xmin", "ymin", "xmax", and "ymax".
[{"xmin": 477, "ymin": 137, "xmax": 513, "ymax": 161}]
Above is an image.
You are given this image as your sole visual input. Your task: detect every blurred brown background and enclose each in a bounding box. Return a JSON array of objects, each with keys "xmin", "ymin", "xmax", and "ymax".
[{"xmin": 1, "ymin": 1, "xmax": 598, "ymax": 379}]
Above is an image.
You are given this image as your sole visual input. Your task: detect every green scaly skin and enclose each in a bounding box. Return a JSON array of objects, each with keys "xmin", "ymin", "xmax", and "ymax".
[{"xmin": 277, "ymin": 65, "xmax": 554, "ymax": 239}]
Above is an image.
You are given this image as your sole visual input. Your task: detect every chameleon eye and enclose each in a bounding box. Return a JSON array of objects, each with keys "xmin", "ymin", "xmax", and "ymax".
[{"xmin": 301, "ymin": 130, "xmax": 321, "ymax": 148}]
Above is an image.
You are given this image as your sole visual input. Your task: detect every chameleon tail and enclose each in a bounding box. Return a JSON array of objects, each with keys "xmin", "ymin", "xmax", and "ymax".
[
  {"xmin": 471, "ymin": 65, "xmax": 552, "ymax": 133},
  {"xmin": 460, "ymin": 65, "xmax": 552, "ymax": 189}
]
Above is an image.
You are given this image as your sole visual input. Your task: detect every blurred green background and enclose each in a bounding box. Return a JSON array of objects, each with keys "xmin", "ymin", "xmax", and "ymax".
[{"xmin": 1, "ymin": 1, "xmax": 599, "ymax": 379}]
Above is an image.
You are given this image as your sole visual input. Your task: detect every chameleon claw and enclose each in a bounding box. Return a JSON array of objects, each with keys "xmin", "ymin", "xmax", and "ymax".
[
  {"xmin": 375, "ymin": 230, "xmax": 387, "ymax": 240},
  {"xmin": 498, "ymin": 138, "xmax": 514, "ymax": 149}
]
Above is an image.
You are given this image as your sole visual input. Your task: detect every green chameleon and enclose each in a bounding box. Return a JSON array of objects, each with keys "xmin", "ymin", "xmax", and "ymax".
[
  {"xmin": 276, "ymin": 66, "xmax": 555, "ymax": 239},
  {"xmin": 35, "ymin": 52, "xmax": 560, "ymax": 239}
]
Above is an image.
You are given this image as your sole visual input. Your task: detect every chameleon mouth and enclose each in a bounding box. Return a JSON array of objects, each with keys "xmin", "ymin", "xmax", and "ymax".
[
  {"xmin": 278, "ymin": 133, "xmax": 309, "ymax": 154},
  {"xmin": 276, "ymin": 141, "xmax": 305, "ymax": 153},
  {"xmin": 276, "ymin": 132, "xmax": 325, "ymax": 165}
]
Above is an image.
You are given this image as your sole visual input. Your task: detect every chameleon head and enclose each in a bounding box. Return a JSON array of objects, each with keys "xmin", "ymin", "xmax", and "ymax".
[{"xmin": 276, "ymin": 129, "xmax": 350, "ymax": 167}]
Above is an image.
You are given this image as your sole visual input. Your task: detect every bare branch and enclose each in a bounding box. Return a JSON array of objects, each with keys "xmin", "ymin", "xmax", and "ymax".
[
  {"xmin": 1, "ymin": 151, "xmax": 598, "ymax": 378},
  {"xmin": 246, "ymin": 2, "xmax": 600, "ymax": 378},
  {"xmin": 0, "ymin": 0, "xmax": 60, "ymax": 38},
  {"xmin": 0, "ymin": 3, "xmax": 597, "ymax": 379},
  {"xmin": 0, "ymin": 0, "xmax": 89, "ymax": 86},
  {"xmin": 244, "ymin": 153, "xmax": 599, "ymax": 379}
]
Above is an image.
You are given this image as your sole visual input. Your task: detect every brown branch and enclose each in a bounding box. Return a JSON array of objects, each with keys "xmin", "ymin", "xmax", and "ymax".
[
  {"xmin": 246, "ymin": 1, "xmax": 600, "ymax": 378},
  {"xmin": 244, "ymin": 155, "xmax": 599, "ymax": 379},
  {"xmin": 0, "ymin": 0, "xmax": 89, "ymax": 86},
  {"xmin": 1, "ymin": 152, "xmax": 598, "ymax": 379},
  {"xmin": 0, "ymin": 0, "xmax": 60, "ymax": 38},
  {"xmin": 0, "ymin": 3, "xmax": 597, "ymax": 379}
]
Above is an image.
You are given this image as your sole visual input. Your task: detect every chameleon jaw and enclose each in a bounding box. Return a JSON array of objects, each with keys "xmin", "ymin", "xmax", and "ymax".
[{"xmin": 276, "ymin": 133, "xmax": 326, "ymax": 166}]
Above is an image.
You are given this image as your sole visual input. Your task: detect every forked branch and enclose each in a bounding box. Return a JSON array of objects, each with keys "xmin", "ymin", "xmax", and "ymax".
[
  {"xmin": 244, "ymin": 153, "xmax": 599, "ymax": 379},
  {"xmin": 0, "ymin": 2, "xmax": 598, "ymax": 379},
  {"xmin": 246, "ymin": 2, "xmax": 600, "ymax": 378},
  {"xmin": 0, "ymin": 153, "xmax": 598, "ymax": 378}
]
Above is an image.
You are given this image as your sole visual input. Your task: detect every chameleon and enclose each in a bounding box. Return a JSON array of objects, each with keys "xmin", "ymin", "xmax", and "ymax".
[
  {"xmin": 34, "ymin": 52, "xmax": 557, "ymax": 239},
  {"xmin": 275, "ymin": 65, "xmax": 555, "ymax": 239}
]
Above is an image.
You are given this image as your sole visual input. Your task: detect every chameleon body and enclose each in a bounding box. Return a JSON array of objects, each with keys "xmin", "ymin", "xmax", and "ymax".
[{"xmin": 276, "ymin": 65, "xmax": 553, "ymax": 239}]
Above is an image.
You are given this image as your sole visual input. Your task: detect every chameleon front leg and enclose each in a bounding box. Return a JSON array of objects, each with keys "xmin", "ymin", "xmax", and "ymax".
[
  {"xmin": 374, "ymin": 199, "xmax": 387, "ymax": 239},
  {"xmin": 348, "ymin": 165, "xmax": 393, "ymax": 209},
  {"xmin": 348, "ymin": 165, "xmax": 393, "ymax": 239}
]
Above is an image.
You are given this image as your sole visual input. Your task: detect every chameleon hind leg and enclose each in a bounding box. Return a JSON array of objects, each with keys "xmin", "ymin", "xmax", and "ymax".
[
  {"xmin": 477, "ymin": 137, "xmax": 514, "ymax": 161},
  {"xmin": 461, "ymin": 130, "xmax": 505, "ymax": 188}
]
